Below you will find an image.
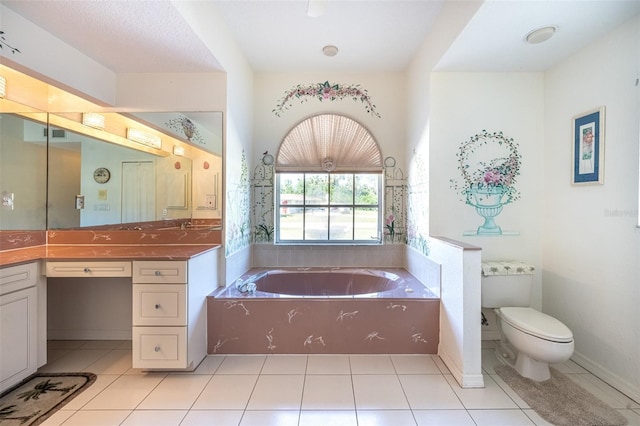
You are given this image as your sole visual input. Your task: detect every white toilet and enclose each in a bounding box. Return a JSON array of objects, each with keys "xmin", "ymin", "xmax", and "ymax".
[{"xmin": 481, "ymin": 261, "xmax": 574, "ymax": 381}]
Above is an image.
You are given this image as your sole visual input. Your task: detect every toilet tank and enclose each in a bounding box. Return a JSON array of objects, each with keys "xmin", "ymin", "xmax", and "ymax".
[{"xmin": 481, "ymin": 261, "xmax": 535, "ymax": 308}]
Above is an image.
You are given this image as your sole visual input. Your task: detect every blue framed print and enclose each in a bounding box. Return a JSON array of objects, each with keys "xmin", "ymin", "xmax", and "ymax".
[{"xmin": 572, "ymin": 106, "xmax": 605, "ymax": 185}]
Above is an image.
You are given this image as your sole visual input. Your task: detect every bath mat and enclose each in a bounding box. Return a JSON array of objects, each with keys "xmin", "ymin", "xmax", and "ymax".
[
  {"xmin": 495, "ymin": 365, "xmax": 628, "ymax": 426},
  {"xmin": 0, "ymin": 372, "xmax": 96, "ymax": 426}
]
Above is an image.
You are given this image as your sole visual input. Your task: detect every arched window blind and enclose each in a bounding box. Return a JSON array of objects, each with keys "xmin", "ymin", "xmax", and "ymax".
[{"xmin": 276, "ymin": 114, "xmax": 383, "ymax": 172}]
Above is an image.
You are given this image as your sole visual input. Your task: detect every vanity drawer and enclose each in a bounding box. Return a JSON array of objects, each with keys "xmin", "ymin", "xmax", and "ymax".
[
  {"xmin": 45, "ymin": 261, "xmax": 132, "ymax": 277},
  {"xmin": 0, "ymin": 262, "xmax": 38, "ymax": 296},
  {"xmin": 132, "ymin": 284, "xmax": 187, "ymax": 326},
  {"xmin": 132, "ymin": 261, "xmax": 187, "ymax": 284},
  {"xmin": 132, "ymin": 326, "xmax": 187, "ymax": 369}
]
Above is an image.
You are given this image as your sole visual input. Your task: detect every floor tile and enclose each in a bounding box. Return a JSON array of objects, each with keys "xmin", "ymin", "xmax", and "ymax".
[
  {"xmin": 522, "ymin": 409, "xmax": 554, "ymax": 425},
  {"xmin": 391, "ymin": 355, "xmax": 441, "ymax": 374},
  {"xmin": 445, "ymin": 374, "xmax": 518, "ymax": 409},
  {"xmin": 467, "ymin": 409, "xmax": 536, "ymax": 425},
  {"xmin": 191, "ymin": 355, "xmax": 225, "ymax": 374},
  {"xmin": 240, "ymin": 410, "xmax": 300, "ymax": 426},
  {"xmin": 192, "ymin": 374, "xmax": 258, "ymax": 409},
  {"xmin": 40, "ymin": 409, "xmax": 76, "ymax": 426},
  {"xmin": 262, "ymin": 355, "xmax": 308, "ymax": 374},
  {"xmin": 80, "ymin": 340, "xmax": 127, "ymax": 350},
  {"xmin": 82, "ymin": 374, "xmax": 166, "ymax": 410},
  {"xmin": 399, "ymin": 374, "xmax": 465, "ymax": 409},
  {"xmin": 216, "ymin": 355, "xmax": 266, "ymax": 374},
  {"xmin": 39, "ymin": 349, "xmax": 112, "ymax": 373},
  {"xmin": 302, "ymin": 375, "xmax": 355, "ymax": 409},
  {"xmin": 350, "ymin": 355, "xmax": 395, "ymax": 374},
  {"xmin": 180, "ymin": 410, "xmax": 244, "ymax": 426},
  {"xmin": 57, "ymin": 409, "xmax": 132, "ymax": 425},
  {"xmin": 84, "ymin": 349, "xmax": 132, "ymax": 375},
  {"xmin": 298, "ymin": 410, "xmax": 358, "ymax": 426},
  {"xmin": 246, "ymin": 374, "xmax": 304, "ymax": 410},
  {"xmin": 62, "ymin": 374, "xmax": 120, "ymax": 410},
  {"xmin": 413, "ymin": 409, "xmax": 476, "ymax": 426},
  {"xmin": 137, "ymin": 374, "xmax": 211, "ymax": 409},
  {"xmin": 306, "ymin": 355, "xmax": 350, "ymax": 374},
  {"xmin": 352, "ymin": 374, "xmax": 410, "ymax": 409},
  {"xmin": 357, "ymin": 409, "xmax": 417, "ymax": 425},
  {"xmin": 120, "ymin": 409, "xmax": 187, "ymax": 425}
]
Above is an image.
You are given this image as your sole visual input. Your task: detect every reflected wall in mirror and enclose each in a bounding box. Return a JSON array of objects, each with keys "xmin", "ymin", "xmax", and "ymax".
[
  {"xmin": 46, "ymin": 112, "xmax": 222, "ymax": 229},
  {"xmin": 0, "ymin": 110, "xmax": 48, "ymax": 231}
]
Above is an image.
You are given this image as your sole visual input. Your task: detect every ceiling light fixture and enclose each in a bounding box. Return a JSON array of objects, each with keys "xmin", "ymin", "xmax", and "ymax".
[
  {"xmin": 307, "ymin": 0, "xmax": 326, "ymax": 17},
  {"xmin": 82, "ymin": 112, "xmax": 105, "ymax": 130},
  {"xmin": 525, "ymin": 26, "xmax": 557, "ymax": 44},
  {"xmin": 127, "ymin": 128, "xmax": 162, "ymax": 149},
  {"xmin": 323, "ymin": 45, "xmax": 339, "ymax": 57}
]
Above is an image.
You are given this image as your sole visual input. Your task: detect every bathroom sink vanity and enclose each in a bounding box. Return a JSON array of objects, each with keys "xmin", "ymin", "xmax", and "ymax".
[{"xmin": 0, "ymin": 244, "xmax": 219, "ymax": 392}]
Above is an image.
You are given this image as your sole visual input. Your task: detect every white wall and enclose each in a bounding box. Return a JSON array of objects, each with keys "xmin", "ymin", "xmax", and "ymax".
[
  {"xmin": 543, "ymin": 16, "xmax": 640, "ymax": 402},
  {"xmin": 254, "ymin": 72, "xmax": 407, "ymax": 173},
  {"xmin": 429, "ymin": 73, "xmax": 545, "ymax": 313}
]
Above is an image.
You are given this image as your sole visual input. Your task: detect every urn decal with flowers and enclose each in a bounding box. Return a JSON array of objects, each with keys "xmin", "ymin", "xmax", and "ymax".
[{"xmin": 450, "ymin": 130, "xmax": 522, "ymax": 236}]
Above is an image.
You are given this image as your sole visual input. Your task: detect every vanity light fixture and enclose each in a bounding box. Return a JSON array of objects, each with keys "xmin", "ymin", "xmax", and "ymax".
[
  {"xmin": 322, "ymin": 45, "xmax": 339, "ymax": 57},
  {"xmin": 127, "ymin": 128, "xmax": 162, "ymax": 149},
  {"xmin": 0, "ymin": 76, "xmax": 6, "ymax": 98},
  {"xmin": 173, "ymin": 145, "xmax": 185, "ymax": 156},
  {"xmin": 82, "ymin": 112, "xmax": 105, "ymax": 130},
  {"xmin": 525, "ymin": 26, "xmax": 557, "ymax": 44}
]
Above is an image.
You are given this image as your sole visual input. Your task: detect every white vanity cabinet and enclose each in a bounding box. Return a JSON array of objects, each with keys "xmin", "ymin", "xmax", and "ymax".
[
  {"xmin": 132, "ymin": 250, "xmax": 217, "ymax": 370},
  {"xmin": 0, "ymin": 262, "xmax": 43, "ymax": 393}
]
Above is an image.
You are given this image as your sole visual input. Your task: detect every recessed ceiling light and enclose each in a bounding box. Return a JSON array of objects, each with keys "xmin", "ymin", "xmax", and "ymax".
[
  {"xmin": 525, "ymin": 26, "xmax": 557, "ymax": 44},
  {"xmin": 323, "ymin": 45, "xmax": 338, "ymax": 57}
]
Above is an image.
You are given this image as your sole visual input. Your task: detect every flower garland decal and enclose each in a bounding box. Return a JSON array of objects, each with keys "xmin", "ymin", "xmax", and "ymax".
[{"xmin": 273, "ymin": 81, "xmax": 381, "ymax": 118}]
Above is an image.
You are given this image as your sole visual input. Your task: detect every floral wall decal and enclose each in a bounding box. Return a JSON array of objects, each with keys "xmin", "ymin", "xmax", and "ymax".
[
  {"xmin": 449, "ymin": 130, "xmax": 522, "ymax": 236},
  {"xmin": 165, "ymin": 115, "xmax": 204, "ymax": 145},
  {"xmin": 0, "ymin": 30, "xmax": 21, "ymax": 54},
  {"xmin": 273, "ymin": 81, "xmax": 381, "ymax": 118}
]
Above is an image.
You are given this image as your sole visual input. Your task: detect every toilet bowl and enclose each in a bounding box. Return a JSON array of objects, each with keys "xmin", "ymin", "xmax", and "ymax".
[
  {"xmin": 481, "ymin": 260, "xmax": 574, "ymax": 382},
  {"xmin": 496, "ymin": 307, "xmax": 574, "ymax": 381}
]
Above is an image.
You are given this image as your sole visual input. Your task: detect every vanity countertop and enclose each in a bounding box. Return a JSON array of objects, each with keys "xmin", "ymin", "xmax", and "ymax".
[{"xmin": 0, "ymin": 244, "xmax": 220, "ymax": 268}]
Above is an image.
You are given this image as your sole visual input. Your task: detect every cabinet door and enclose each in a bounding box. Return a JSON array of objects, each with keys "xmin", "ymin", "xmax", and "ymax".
[
  {"xmin": 132, "ymin": 284, "xmax": 187, "ymax": 326},
  {"xmin": 132, "ymin": 261, "xmax": 187, "ymax": 284},
  {"xmin": 0, "ymin": 287, "xmax": 37, "ymax": 392},
  {"xmin": 46, "ymin": 261, "xmax": 132, "ymax": 277},
  {"xmin": 132, "ymin": 326, "xmax": 187, "ymax": 369}
]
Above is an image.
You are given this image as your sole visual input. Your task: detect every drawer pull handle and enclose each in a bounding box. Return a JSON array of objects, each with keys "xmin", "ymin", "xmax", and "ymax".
[
  {"xmin": 84, "ymin": 268, "xmax": 91, "ymax": 273},
  {"xmin": 154, "ymin": 271, "xmax": 162, "ymax": 276},
  {"xmin": 155, "ymin": 304, "xmax": 161, "ymax": 309},
  {"xmin": 154, "ymin": 345, "xmax": 161, "ymax": 352}
]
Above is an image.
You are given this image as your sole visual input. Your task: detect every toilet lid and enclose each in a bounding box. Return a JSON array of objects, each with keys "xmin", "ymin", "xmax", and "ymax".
[{"xmin": 500, "ymin": 307, "xmax": 573, "ymax": 343}]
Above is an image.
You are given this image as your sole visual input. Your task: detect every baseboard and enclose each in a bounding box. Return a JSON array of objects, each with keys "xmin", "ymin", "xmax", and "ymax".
[
  {"xmin": 571, "ymin": 351, "xmax": 640, "ymax": 404},
  {"xmin": 48, "ymin": 329, "xmax": 132, "ymax": 341},
  {"xmin": 438, "ymin": 345, "xmax": 485, "ymax": 388}
]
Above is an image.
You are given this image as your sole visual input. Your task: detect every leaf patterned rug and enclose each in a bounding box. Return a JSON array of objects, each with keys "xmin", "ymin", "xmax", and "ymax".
[
  {"xmin": 495, "ymin": 365, "xmax": 628, "ymax": 426},
  {"xmin": 0, "ymin": 373, "xmax": 96, "ymax": 426}
]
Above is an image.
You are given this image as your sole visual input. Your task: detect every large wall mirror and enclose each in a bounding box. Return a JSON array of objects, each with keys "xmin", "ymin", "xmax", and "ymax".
[
  {"xmin": 0, "ymin": 65, "xmax": 224, "ymax": 233},
  {"xmin": 0, "ymin": 108, "xmax": 49, "ymax": 231},
  {"xmin": 45, "ymin": 111, "xmax": 223, "ymax": 230}
]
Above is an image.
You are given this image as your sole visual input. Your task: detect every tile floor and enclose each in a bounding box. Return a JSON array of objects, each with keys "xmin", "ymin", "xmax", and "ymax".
[{"xmin": 38, "ymin": 340, "xmax": 640, "ymax": 426}]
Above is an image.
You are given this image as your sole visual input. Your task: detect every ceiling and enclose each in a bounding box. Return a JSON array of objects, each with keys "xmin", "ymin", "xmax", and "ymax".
[{"xmin": 2, "ymin": 0, "xmax": 639, "ymax": 74}]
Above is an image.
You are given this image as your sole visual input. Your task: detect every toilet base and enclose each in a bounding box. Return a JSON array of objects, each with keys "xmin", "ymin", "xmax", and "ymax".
[{"xmin": 515, "ymin": 352, "xmax": 551, "ymax": 381}]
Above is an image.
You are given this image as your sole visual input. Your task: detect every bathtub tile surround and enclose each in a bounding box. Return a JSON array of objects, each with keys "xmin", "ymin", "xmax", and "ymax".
[
  {"xmin": 208, "ymin": 268, "xmax": 439, "ymax": 354},
  {"xmin": 252, "ymin": 244, "xmax": 405, "ymax": 269}
]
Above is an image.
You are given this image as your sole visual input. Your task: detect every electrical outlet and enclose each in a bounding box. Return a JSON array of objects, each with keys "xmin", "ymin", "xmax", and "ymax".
[
  {"xmin": 1, "ymin": 192, "xmax": 14, "ymax": 210},
  {"xmin": 75, "ymin": 195, "xmax": 85, "ymax": 209}
]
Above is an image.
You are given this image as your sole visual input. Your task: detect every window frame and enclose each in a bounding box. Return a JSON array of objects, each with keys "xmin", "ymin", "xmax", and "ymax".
[{"xmin": 275, "ymin": 171, "xmax": 383, "ymax": 245}]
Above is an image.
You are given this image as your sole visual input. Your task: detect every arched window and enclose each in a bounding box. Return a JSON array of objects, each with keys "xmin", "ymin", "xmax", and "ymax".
[{"xmin": 275, "ymin": 114, "xmax": 384, "ymax": 244}]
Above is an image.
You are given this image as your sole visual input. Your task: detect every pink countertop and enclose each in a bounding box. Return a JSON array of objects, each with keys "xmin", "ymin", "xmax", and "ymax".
[{"xmin": 0, "ymin": 244, "xmax": 220, "ymax": 268}]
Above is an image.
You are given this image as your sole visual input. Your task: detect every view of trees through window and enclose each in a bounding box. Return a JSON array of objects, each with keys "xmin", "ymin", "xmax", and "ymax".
[{"xmin": 277, "ymin": 173, "xmax": 381, "ymax": 243}]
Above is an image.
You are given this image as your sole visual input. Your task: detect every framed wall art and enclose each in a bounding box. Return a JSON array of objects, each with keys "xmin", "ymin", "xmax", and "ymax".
[{"xmin": 572, "ymin": 106, "xmax": 605, "ymax": 185}]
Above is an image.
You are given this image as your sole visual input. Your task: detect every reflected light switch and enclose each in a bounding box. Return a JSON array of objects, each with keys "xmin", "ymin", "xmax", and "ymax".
[{"xmin": 98, "ymin": 189, "xmax": 108, "ymax": 200}]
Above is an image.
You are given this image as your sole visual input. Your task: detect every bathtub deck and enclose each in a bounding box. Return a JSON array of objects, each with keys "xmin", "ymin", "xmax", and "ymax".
[{"xmin": 207, "ymin": 268, "xmax": 440, "ymax": 355}]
